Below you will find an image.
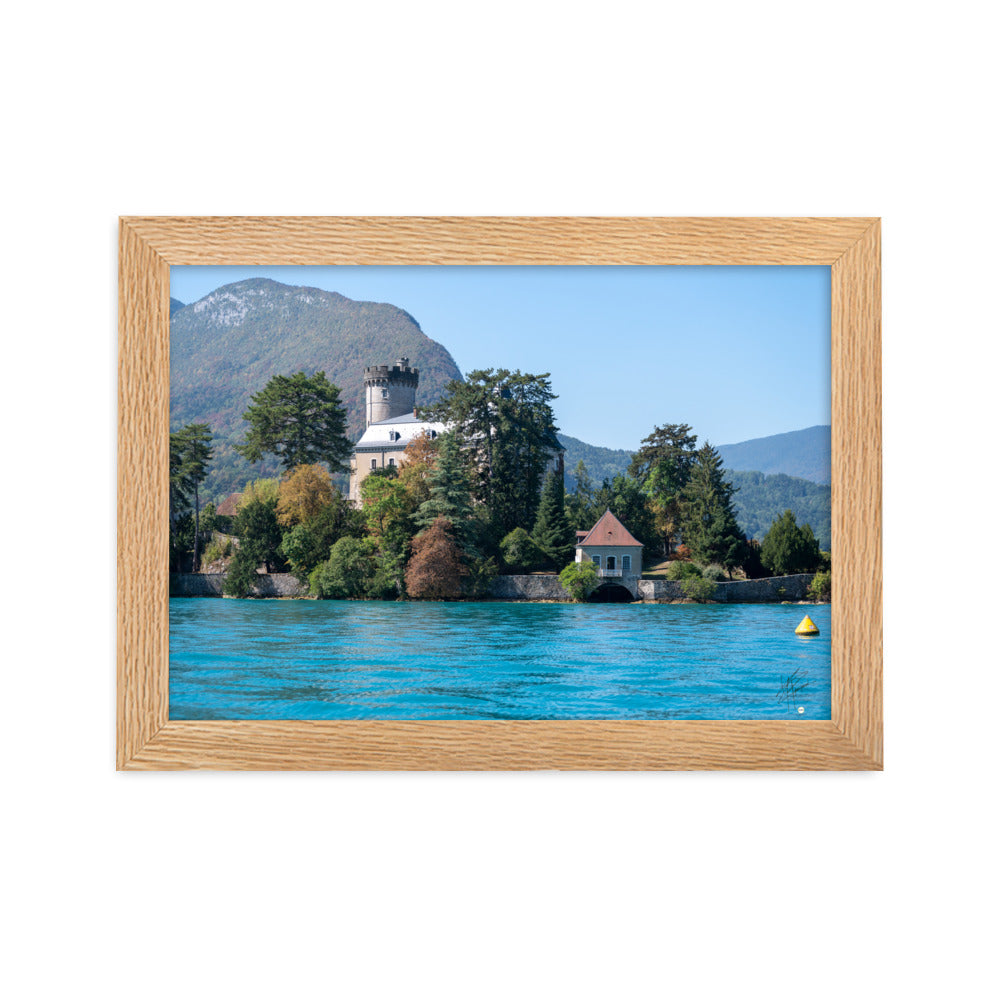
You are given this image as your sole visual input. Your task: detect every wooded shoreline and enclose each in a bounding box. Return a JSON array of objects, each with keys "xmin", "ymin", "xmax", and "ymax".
[{"xmin": 170, "ymin": 571, "xmax": 820, "ymax": 604}]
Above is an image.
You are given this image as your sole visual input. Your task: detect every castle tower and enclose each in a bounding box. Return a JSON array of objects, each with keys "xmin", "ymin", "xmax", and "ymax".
[{"xmin": 364, "ymin": 358, "xmax": 419, "ymax": 427}]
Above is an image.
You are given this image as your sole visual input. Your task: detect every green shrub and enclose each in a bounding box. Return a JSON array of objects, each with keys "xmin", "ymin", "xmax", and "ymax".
[
  {"xmin": 701, "ymin": 564, "xmax": 726, "ymax": 582},
  {"xmin": 666, "ymin": 560, "xmax": 703, "ymax": 581},
  {"xmin": 500, "ymin": 527, "xmax": 548, "ymax": 574},
  {"xmin": 222, "ymin": 547, "xmax": 259, "ymax": 597},
  {"xmin": 202, "ymin": 536, "xmax": 233, "ymax": 564},
  {"xmin": 465, "ymin": 556, "xmax": 499, "ymax": 597},
  {"xmin": 806, "ymin": 569, "xmax": 831, "ymax": 602},
  {"xmin": 310, "ymin": 537, "xmax": 375, "ymax": 599},
  {"xmin": 681, "ymin": 576, "xmax": 717, "ymax": 602},
  {"xmin": 559, "ymin": 561, "xmax": 600, "ymax": 602}
]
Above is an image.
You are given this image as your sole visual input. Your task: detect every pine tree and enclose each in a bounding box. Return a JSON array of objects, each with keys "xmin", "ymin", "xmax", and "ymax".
[
  {"xmin": 760, "ymin": 510, "xmax": 823, "ymax": 576},
  {"xmin": 532, "ymin": 471, "xmax": 574, "ymax": 567},
  {"xmin": 171, "ymin": 422, "xmax": 213, "ymax": 570},
  {"xmin": 680, "ymin": 444, "xmax": 745, "ymax": 576},
  {"xmin": 236, "ymin": 370, "xmax": 351, "ymax": 472},
  {"xmin": 415, "ymin": 433, "xmax": 476, "ymax": 550}
]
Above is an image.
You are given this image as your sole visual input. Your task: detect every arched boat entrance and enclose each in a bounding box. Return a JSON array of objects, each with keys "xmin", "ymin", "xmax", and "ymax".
[{"xmin": 588, "ymin": 583, "xmax": 634, "ymax": 603}]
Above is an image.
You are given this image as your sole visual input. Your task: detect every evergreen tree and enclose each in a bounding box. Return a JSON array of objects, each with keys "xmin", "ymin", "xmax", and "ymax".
[
  {"xmin": 628, "ymin": 423, "xmax": 698, "ymax": 485},
  {"xmin": 415, "ymin": 433, "xmax": 476, "ymax": 551},
  {"xmin": 236, "ymin": 370, "xmax": 351, "ymax": 473},
  {"xmin": 170, "ymin": 422, "xmax": 213, "ymax": 570},
  {"xmin": 679, "ymin": 444, "xmax": 745, "ymax": 576},
  {"xmin": 532, "ymin": 471, "xmax": 574, "ymax": 566},
  {"xmin": 591, "ymin": 474, "xmax": 657, "ymax": 553},
  {"xmin": 760, "ymin": 509, "xmax": 823, "ymax": 576},
  {"xmin": 565, "ymin": 459, "xmax": 597, "ymax": 531},
  {"xmin": 422, "ymin": 369, "xmax": 559, "ymax": 536},
  {"xmin": 232, "ymin": 495, "xmax": 285, "ymax": 574}
]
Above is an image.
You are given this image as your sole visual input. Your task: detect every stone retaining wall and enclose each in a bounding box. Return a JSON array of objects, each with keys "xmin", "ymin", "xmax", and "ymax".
[
  {"xmin": 638, "ymin": 573, "xmax": 814, "ymax": 602},
  {"xmin": 170, "ymin": 573, "xmax": 308, "ymax": 598},
  {"xmin": 487, "ymin": 575, "xmax": 571, "ymax": 601},
  {"xmin": 171, "ymin": 571, "xmax": 815, "ymax": 603}
]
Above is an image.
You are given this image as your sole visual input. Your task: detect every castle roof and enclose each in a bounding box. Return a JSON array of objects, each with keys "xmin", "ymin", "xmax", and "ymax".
[
  {"xmin": 577, "ymin": 509, "xmax": 643, "ymax": 548},
  {"xmin": 353, "ymin": 414, "xmax": 447, "ymax": 453}
]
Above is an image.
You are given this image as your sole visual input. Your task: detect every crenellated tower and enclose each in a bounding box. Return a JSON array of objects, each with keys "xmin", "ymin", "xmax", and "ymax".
[{"xmin": 364, "ymin": 357, "xmax": 419, "ymax": 427}]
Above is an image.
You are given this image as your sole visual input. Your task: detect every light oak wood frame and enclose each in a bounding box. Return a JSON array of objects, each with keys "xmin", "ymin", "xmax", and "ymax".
[{"xmin": 118, "ymin": 217, "xmax": 881, "ymax": 770}]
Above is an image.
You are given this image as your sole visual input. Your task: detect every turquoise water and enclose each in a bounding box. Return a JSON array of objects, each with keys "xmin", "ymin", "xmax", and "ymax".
[{"xmin": 169, "ymin": 599, "xmax": 831, "ymax": 720}]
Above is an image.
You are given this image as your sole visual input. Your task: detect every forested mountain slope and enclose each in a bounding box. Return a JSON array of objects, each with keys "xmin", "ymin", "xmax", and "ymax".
[{"xmin": 170, "ymin": 278, "xmax": 463, "ymax": 500}]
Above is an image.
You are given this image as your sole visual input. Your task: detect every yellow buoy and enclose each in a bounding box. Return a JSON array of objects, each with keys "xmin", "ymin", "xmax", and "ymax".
[{"xmin": 795, "ymin": 615, "xmax": 820, "ymax": 636}]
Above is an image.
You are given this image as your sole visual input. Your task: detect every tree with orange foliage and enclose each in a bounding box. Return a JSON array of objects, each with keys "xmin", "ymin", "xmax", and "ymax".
[
  {"xmin": 276, "ymin": 464, "xmax": 334, "ymax": 527},
  {"xmin": 396, "ymin": 430, "xmax": 439, "ymax": 512},
  {"xmin": 404, "ymin": 517, "xmax": 467, "ymax": 600}
]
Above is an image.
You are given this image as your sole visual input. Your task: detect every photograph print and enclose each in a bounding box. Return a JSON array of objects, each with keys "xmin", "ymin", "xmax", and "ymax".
[{"xmin": 168, "ymin": 264, "xmax": 832, "ymax": 721}]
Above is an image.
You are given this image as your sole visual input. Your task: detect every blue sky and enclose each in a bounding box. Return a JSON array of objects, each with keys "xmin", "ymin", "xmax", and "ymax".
[{"xmin": 171, "ymin": 265, "xmax": 830, "ymax": 451}]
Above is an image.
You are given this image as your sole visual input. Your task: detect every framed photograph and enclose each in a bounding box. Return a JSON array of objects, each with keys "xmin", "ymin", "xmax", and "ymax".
[{"xmin": 118, "ymin": 217, "xmax": 881, "ymax": 770}]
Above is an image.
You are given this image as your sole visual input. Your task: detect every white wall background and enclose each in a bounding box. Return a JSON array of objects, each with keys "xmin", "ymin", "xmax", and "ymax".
[{"xmin": 3, "ymin": 2, "xmax": 996, "ymax": 997}]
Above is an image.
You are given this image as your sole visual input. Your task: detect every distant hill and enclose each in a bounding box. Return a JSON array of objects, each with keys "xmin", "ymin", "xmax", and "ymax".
[
  {"xmin": 170, "ymin": 278, "xmax": 463, "ymax": 501},
  {"xmin": 728, "ymin": 470, "xmax": 831, "ymax": 550},
  {"xmin": 559, "ymin": 434, "xmax": 633, "ymax": 489},
  {"xmin": 170, "ymin": 297, "xmax": 185, "ymax": 317},
  {"xmin": 558, "ymin": 428, "xmax": 831, "ymax": 549},
  {"xmin": 716, "ymin": 425, "xmax": 830, "ymax": 484}
]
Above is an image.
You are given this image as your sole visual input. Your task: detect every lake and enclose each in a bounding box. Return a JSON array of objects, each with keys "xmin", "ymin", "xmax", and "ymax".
[{"xmin": 169, "ymin": 598, "xmax": 831, "ymax": 720}]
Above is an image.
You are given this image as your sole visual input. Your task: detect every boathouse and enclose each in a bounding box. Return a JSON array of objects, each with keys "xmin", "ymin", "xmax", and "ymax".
[{"xmin": 575, "ymin": 510, "xmax": 644, "ymax": 601}]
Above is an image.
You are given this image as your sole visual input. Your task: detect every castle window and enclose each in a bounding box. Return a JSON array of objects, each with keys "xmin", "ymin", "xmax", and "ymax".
[
  {"xmin": 381, "ymin": 389, "xmax": 389, "ymax": 398},
  {"xmin": 370, "ymin": 459, "xmax": 377, "ymax": 470},
  {"xmin": 592, "ymin": 554, "xmax": 601, "ymax": 568},
  {"xmin": 607, "ymin": 555, "xmax": 616, "ymax": 571},
  {"xmin": 622, "ymin": 555, "xmax": 631, "ymax": 573},
  {"xmin": 388, "ymin": 458, "xmax": 395, "ymax": 467}
]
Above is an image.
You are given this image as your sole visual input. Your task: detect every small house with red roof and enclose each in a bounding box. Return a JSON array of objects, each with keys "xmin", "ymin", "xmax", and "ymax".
[{"xmin": 575, "ymin": 510, "xmax": 644, "ymax": 599}]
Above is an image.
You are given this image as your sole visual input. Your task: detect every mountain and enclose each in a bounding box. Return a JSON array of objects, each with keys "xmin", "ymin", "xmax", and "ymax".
[
  {"xmin": 170, "ymin": 297, "xmax": 185, "ymax": 317},
  {"xmin": 716, "ymin": 425, "xmax": 830, "ymax": 484},
  {"xmin": 170, "ymin": 278, "xmax": 463, "ymax": 501},
  {"xmin": 558, "ymin": 434, "xmax": 633, "ymax": 489},
  {"xmin": 558, "ymin": 429, "xmax": 831, "ymax": 549},
  {"xmin": 728, "ymin": 470, "xmax": 831, "ymax": 550}
]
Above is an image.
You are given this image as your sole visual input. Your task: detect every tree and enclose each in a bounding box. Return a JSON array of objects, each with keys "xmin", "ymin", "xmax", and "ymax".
[
  {"xmin": 414, "ymin": 432, "xmax": 478, "ymax": 551},
  {"xmin": 170, "ymin": 423, "xmax": 213, "ymax": 570},
  {"xmin": 236, "ymin": 370, "xmax": 351, "ymax": 472},
  {"xmin": 565, "ymin": 459, "xmax": 598, "ymax": 531},
  {"xmin": 500, "ymin": 527, "xmax": 548, "ymax": 574},
  {"xmin": 760, "ymin": 509, "xmax": 824, "ymax": 576},
  {"xmin": 360, "ymin": 472, "xmax": 411, "ymax": 540},
  {"xmin": 559, "ymin": 561, "xmax": 600, "ymax": 602},
  {"xmin": 627, "ymin": 424, "xmax": 698, "ymax": 559},
  {"xmin": 279, "ymin": 489, "xmax": 365, "ymax": 582},
  {"xmin": 422, "ymin": 369, "xmax": 560, "ymax": 536},
  {"xmin": 679, "ymin": 444, "xmax": 745, "ymax": 576},
  {"xmin": 310, "ymin": 537, "xmax": 376, "ymax": 599},
  {"xmin": 591, "ymin": 474, "xmax": 657, "ymax": 553},
  {"xmin": 405, "ymin": 518, "xmax": 468, "ymax": 599},
  {"xmin": 396, "ymin": 431, "xmax": 440, "ymax": 512},
  {"xmin": 276, "ymin": 464, "xmax": 334, "ymax": 527},
  {"xmin": 628, "ymin": 423, "xmax": 698, "ymax": 485},
  {"xmin": 232, "ymin": 494, "xmax": 285, "ymax": 574},
  {"xmin": 532, "ymin": 471, "xmax": 574, "ymax": 567}
]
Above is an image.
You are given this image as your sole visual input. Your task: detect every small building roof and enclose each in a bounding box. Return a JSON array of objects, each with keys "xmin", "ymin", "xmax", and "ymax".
[
  {"xmin": 577, "ymin": 509, "xmax": 643, "ymax": 548},
  {"xmin": 216, "ymin": 492, "xmax": 242, "ymax": 517}
]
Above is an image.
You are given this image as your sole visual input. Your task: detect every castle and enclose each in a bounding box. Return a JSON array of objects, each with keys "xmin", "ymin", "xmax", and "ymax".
[
  {"xmin": 347, "ymin": 358, "xmax": 564, "ymax": 503},
  {"xmin": 347, "ymin": 359, "xmax": 446, "ymax": 502}
]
